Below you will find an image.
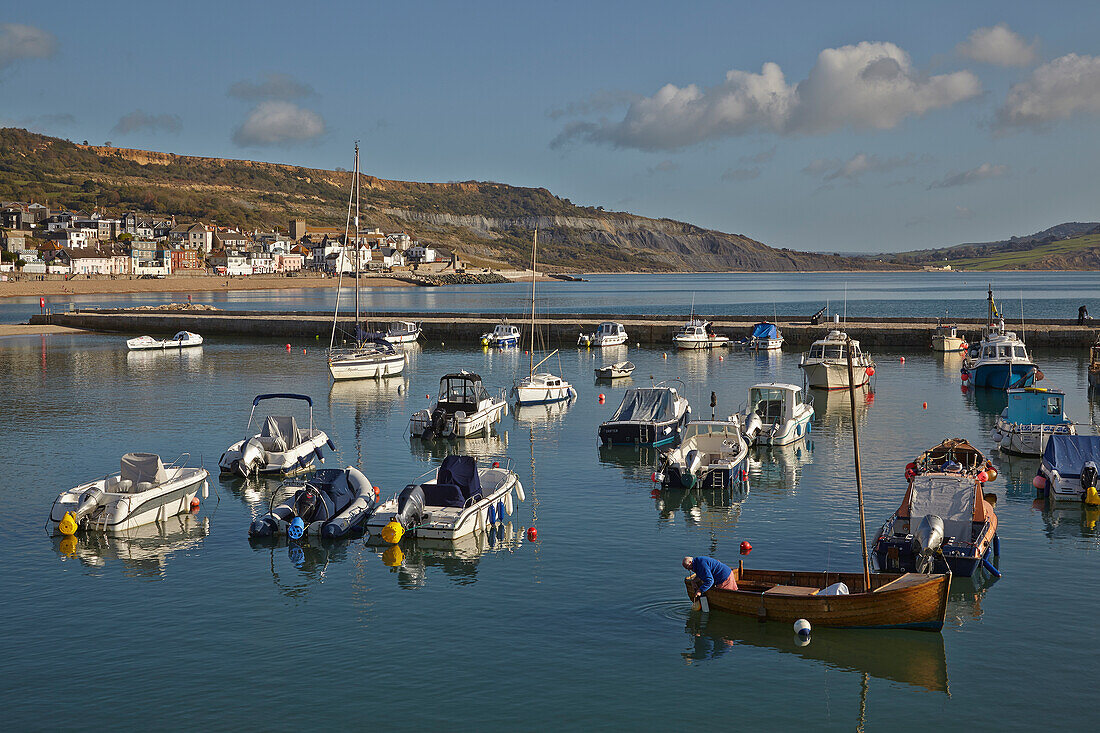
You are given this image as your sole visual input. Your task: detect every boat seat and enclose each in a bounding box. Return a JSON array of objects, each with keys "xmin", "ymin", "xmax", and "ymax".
[
  {"xmin": 763, "ymin": 585, "xmax": 820, "ymax": 596},
  {"xmin": 132, "ymin": 481, "xmax": 157, "ymax": 493},
  {"xmin": 421, "ymin": 482, "xmax": 467, "ymax": 508},
  {"xmin": 258, "ymin": 435, "xmax": 287, "ymax": 452},
  {"xmin": 107, "ymin": 477, "xmax": 133, "ymax": 493}
]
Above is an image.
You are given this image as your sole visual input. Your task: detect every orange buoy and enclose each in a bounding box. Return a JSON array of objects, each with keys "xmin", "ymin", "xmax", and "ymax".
[
  {"xmin": 190, "ymin": 497, "xmax": 200, "ymax": 511},
  {"xmin": 527, "ymin": 526, "xmax": 537, "ymax": 541},
  {"xmin": 922, "ymin": 402, "xmax": 927, "ymax": 409},
  {"xmin": 493, "ymin": 461, "xmax": 500, "ymax": 468},
  {"xmin": 302, "ymin": 349, "xmax": 306, "ymax": 354},
  {"xmin": 740, "ymin": 540, "xmax": 752, "ymax": 554},
  {"xmin": 718, "ymin": 355, "xmax": 724, "ymax": 361}
]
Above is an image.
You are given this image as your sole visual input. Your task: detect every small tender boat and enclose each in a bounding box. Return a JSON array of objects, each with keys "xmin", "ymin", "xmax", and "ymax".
[
  {"xmin": 960, "ymin": 286, "xmax": 1039, "ymax": 389},
  {"xmin": 219, "ymin": 393, "xmax": 335, "ymax": 476},
  {"xmin": 368, "ymin": 455, "xmax": 524, "ymax": 541},
  {"xmin": 685, "ymin": 563, "xmax": 950, "ymax": 631},
  {"xmin": 595, "ymin": 361, "xmax": 635, "ymax": 379},
  {"xmin": 673, "ymin": 318, "xmax": 729, "ymax": 350},
  {"xmin": 1089, "ymin": 334, "xmax": 1100, "ymax": 389},
  {"xmin": 377, "ymin": 320, "xmax": 421, "ymax": 344},
  {"xmin": 126, "ymin": 331, "xmax": 203, "ymax": 351},
  {"xmin": 578, "ymin": 321, "xmax": 628, "ymax": 347},
  {"xmin": 873, "ymin": 438, "xmax": 999, "ymax": 577},
  {"xmin": 49, "ymin": 453, "xmax": 209, "ymax": 535},
  {"xmin": 798, "ymin": 330, "xmax": 875, "ymax": 390},
  {"xmin": 599, "ymin": 383, "xmax": 691, "ymax": 447},
  {"xmin": 513, "ymin": 370, "xmax": 576, "ymax": 405},
  {"xmin": 328, "ymin": 338, "xmax": 405, "ymax": 380},
  {"xmin": 248, "ymin": 467, "xmax": 378, "ymax": 540},
  {"xmin": 931, "ymin": 322, "xmax": 967, "ymax": 352},
  {"xmin": 736, "ymin": 383, "xmax": 814, "ymax": 446},
  {"xmin": 1036, "ymin": 434, "xmax": 1100, "ymax": 503},
  {"xmin": 747, "ymin": 321, "xmax": 783, "ymax": 350},
  {"xmin": 410, "ymin": 371, "xmax": 508, "ymax": 439},
  {"xmin": 991, "ymin": 386, "xmax": 1076, "ymax": 456},
  {"xmin": 659, "ymin": 420, "xmax": 749, "ymax": 489},
  {"xmin": 480, "ymin": 322, "xmax": 520, "ymax": 348}
]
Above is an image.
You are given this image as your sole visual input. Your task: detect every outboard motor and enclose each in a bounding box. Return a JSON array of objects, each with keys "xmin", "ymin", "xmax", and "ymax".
[
  {"xmin": 237, "ymin": 437, "xmax": 266, "ymax": 477},
  {"xmin": 743, "ymin": 413, "xmax": 762, "ymax": 442},
  {"xmin": 912, "ymin": 514, "xmax": 945, "ymax": 573},
  {"xmin": 294, "ymin": 488, "xmax": 322, "ymax": 524},
  {"xmin": 382, "ymin": 485, "xmax": 425, "ymax": 544},
  {"xmin": 58, "ymin": 487, "xmax": 106, "ymax": 535},
  {"xmin": 1082, "ymin": 461, "xmax": 1100, "ymax": 506}
]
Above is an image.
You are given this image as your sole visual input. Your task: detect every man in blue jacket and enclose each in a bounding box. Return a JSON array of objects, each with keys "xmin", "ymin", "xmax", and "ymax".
[{"xmin": 683, "ymin": 556, "xmax": 738, "ymax": 599}]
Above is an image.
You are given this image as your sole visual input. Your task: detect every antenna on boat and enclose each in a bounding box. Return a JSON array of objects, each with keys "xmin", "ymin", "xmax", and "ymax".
[{"xmin": 846, "ymin": 335, "xmax": 872, "ymax": 591}]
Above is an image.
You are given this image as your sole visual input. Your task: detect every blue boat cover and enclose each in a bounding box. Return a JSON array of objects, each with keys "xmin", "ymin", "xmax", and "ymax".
[
  {"xmin": 752, "ymin": 322, "xmax": 779, "ymax": 339},
  {"xmin": 437, "ymin": 455, "xmax": 483, "ymax": 500},
  {"xmin": 609, "ymin": 388, "xmax": 677, "ymax": 423},
  {"xmin": 1042, "ymin": 435, "xmax": 1100, "ymax": 477}
]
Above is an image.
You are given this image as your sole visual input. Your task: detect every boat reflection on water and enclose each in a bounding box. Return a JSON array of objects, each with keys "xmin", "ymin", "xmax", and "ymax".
[
  {"xmin": 747, "ymin": 442, "xmax": 814, "ymax": 496},
  {"xmin": 126, "ymin": 345, "xmax": 203, "ymax": 373},
  {"xmin": 674, "ymin": 348, "xmax": 725, "ymax": 379},
  {"xmin": 371, "ymin": 523, "xmax": 524, "ymax": 589},
  {"xmin": 946, "ymin": 574, "xmax": 997, "ymax": 625},
  {"xmin": 250, "ymin": 536, "xmax": 354, "ymax": 597},
  {"xmin": 223, "ymin": 474, "xmax": 287, "ymax": 520},
  {"xmin": 654, "ymin": 484, "xmax": 745, "ymax": 530},
  {"xmin": 809, "ymin": 385, "xmax": 873, "ymax": 434},
  {"xmin": 408, "ymin": 430, "xmax": 509, "ymax": 461},
  {"xmin": 681, "ymin": 612, "xmax": 949, "ymax": 693},
  {"xmin": 598, "ymin": 444, "xmax": 661, "ymax": 482},
  {"xmin": 512, "ymin": 396, "xmax": 573, "ymax": 426},
  {"xmin": 1040, "ymin": 498, "xmax": 1100, "ymax": 539},
  {"xmin": 962, "ymin": 385, "xmax": 1009, "ymax": 432},
  {"xmin": 937, "ymin": 349, "xmax": 966, "ymax": 378},
  {"xmin": 991, "ymin": 450, "xmax": 1041, "ymax": 498},
  {"xmin": 53, "ymin": 513, "xmax": 210, "ymax": 579}
]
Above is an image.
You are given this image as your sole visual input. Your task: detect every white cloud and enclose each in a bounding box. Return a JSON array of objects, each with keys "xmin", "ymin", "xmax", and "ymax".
[
  {"xmin": 928, "ymin": 162, "xmax": 1008, "ymax": 189},
  {"xmin": 547, "ymin": 89, "xmax": 638, "ymax": 120},
  {"xmin": 957, "ymin": 23, "xmax": 1037, "ymax": 67},
  {"xmin": 552, "ymin": 42, "xmax": 980, "ymax": 151},
  {"xmin": 995, "ymin": 53, "xmax": 1100, "ymax": 130},
  {"xmin": 228, "ymin": 73, "xmax": 315, "ymax": 101},
  {"xmin": 113, "ymin": 110, "xmax": 182, "ymax": 135},
  {"xmin": 803, "ymin": 152, "xmax": 920, "ymax": 182},
  {"xmin": 234, "ymin": 101, "xmax": 325, "ymax": 146},
  {"xmin": 0, "ymin": 23, "xmax": 56, "ymax": 70}
]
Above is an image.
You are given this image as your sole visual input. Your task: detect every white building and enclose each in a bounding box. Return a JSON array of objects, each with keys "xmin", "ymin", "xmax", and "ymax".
[{"xmin": 407, "ymin": 245, "xmax": 438, "ymax": 263}]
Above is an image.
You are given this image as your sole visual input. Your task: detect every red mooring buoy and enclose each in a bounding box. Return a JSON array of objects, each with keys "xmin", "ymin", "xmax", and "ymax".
[
  {"xmin": 527, "ymin": 527, "xmax": 538, "ymax": 541},
  {"xmin": 740, "ymin": 540, "xmax": 752, "ymax": 554}
]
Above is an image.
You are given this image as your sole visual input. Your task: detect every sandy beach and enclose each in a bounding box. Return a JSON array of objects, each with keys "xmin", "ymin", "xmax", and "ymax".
[
  {"xmin": 0, "ymin": 274, "xmax": 415, "ymax": 299},
  {"xmin": 0, "ymin": 324, "xmax": 89, "ymax": 336}
]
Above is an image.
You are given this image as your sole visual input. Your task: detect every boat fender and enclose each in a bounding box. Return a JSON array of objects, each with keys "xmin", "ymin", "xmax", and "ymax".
[
  {"xmin": 498, "ymin": 500, "xmax": 506, "ymax": 519},
  {"xmin": 326, "ymin": 438, "xmax": 336, "ymax": 451},
  {"xmin": 981, "ymin": 551, "xmax": 1002, "ymax": 578},
  {"xmin": 487, "ymin": 504, "xmax": 497, "ymax": 525},
  {"xmin": 314, "ymin": 447, "xmax": 324, "ymax": 464},
  {"xmin": 515, "ymin": 482, "xmax": 525, "ymax": 503},
  {"xmin": 504, "ymin": 492, "xmax": 513, "ymax": 515},
  {"xmin": 288, "ymin": 516, "xmax": 306, "ymax": 540},
  {"xmin": 794, "ymin": 619, "xmax": 811, "ymax": 638},
  {"xmin": 296, "ymin": 455, "xmax": 309, "ymax": 469},
  {"xmin": 1033, "ymin": 474, "xmax": 1047, "ymax": 492},
  {"xmin": 992, "ymin": 534, "xmax": 1000, "ymax": 556}
]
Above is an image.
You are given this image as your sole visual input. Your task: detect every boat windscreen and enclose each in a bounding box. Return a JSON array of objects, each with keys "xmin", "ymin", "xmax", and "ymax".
[
  {"xmin": 440, "ymin": 377, "xmax": 489, "ymax": 405},
  {"xmin": 610, "ymin": 388, "xmax": 676, "ymax": 422},
  {"xmin": 907, "ymin": 474, "xmax": 977, "ymax": 540},
  {"xmin": 1042, "ymin": 435, "xmax": 1100, "ymax": 477},
  {"xmin": 752, "ymin": 322, "xmax": 779, "ymax": 339}
]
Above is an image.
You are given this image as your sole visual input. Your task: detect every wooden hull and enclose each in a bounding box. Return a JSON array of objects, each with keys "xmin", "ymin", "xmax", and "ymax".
[{"xmin": 685, "ymin": 567, "xmax": 950, "ymax": 631}]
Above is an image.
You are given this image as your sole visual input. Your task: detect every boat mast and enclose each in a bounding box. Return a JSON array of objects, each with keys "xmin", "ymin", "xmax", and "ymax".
[
  {"xmin": 354, "ymin": 144, "xmax": 361, "ymax": 345},
  {"xmin": 987, "ymin": 283, "xmax": 994, "ymax": 327},
  {"xmin": 329, "ymin": 142, "xmax": 359, "ymax": 350},
  {"xmin": 529, "ymin": 227, "xmax": 537, "ymax": 377},
  {"xmin": 845, "ymin": 336, "xmax": 872, "ymax": 590}
]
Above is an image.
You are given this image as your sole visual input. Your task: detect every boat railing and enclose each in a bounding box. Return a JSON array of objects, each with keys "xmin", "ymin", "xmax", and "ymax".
[{"xmin": 164, "ymin": 452, "xmax": 192, "ymax": 472}]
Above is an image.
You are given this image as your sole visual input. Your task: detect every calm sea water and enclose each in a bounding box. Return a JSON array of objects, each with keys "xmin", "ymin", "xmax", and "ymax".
[{"xmin": 3, "ymin": 326, "xmax": 1100, "ymax": 729}]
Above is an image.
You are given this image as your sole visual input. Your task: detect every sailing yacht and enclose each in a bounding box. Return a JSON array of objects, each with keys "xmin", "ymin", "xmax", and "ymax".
[
  {"xmin": 512, "ymin": 229, "xmax": 576, "ymax": 406},
  {"xmin": 327, "ymin": 143, "xmax": 406, "ymax": 381}
]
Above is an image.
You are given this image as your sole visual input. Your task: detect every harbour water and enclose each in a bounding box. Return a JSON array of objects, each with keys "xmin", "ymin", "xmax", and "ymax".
[{"xmin": 4, "ymin": 324, "xmax": 1100, "ymax": 729}]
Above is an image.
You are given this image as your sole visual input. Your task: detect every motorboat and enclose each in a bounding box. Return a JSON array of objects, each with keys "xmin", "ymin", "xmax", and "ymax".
[
  {"xmin": 931, "ymin": 322, "xmax": 967, "ymax": 352},
  {"xmin": 219, "ymin": 393, "xmax": 335, "ymax": 476},
  {"xmin": 747, "ymin": 322, "xmax": 783, "ymax": 350},
  {"xmin": 659, "ymin": 420, "xmax": 749, "ymax": 490},
  {"xmin": 595, "ymin": 361, "xmax": 635, "ymax": 379},
  {"xmin": 1089, "ymin": 334, "xmax": 1100, "ymax": 389},
  {"xmin": 578, "ymin": 321, "xmax": 628, "ymax": 347},
  {"xmin": 798, "ymin": 330, "xmax": 875, "ymax": 390},
  {"xmin": 598, "ymin": 383, "xmax": 691, "ymax": 447},
  {"xmin": 480, "ymin": 322, "xmax": 520, "ymax": 348},
  {"xmin": 126, "ymin": 331, "xmax": 203, "ymax": 350},
  {"xmin": 673, "ymin": 318, "xmax": 729, "ymax": 350},
  {"xmin": 960, "ymin": 287, "xmax": 1039, "ymax": 389},
  {"xmin": 49, "ymin": 453, "xmax": 209, "ymax": 535},
  {"xmin": 248, "ymin": 467, "xmax": 378, "ymax": 540},
  {"xmin": 368, "ymin": 455, "xmax": 525, "ymax": 541},
  {"xmin": 873, "ymin": 439, "xmax": 999, "ymax": 577},
  {"xmin": 378, "ymin": 321, "xmax": 421, "ymax": 344},
  {"xmin": 991, "ymin": 387, "xmax": 1076, "ymax": 456},
  {"xmin": 410, "ymin": 371, "xmax": 508, "ymax": 439},
  {"xmin": 735, "ymin": 383, "xmax": 815, "ymax": 446},
  {"xmin": 329, "ymin": 338, "xmax": 405, "ymax": 380},
  {"xmin": 1036, "ymin": 435, "xmax": 1100, "ymax": 503}
]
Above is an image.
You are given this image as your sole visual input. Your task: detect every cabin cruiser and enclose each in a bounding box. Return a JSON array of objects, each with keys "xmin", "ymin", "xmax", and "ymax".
[
  {"xmin": 673, "ymin": 319, "xmax": 729, "ymax": 349},
  {"xmin": 931, "ymin": 323, "xmax": 966, "ymax": 352},
  {"xmin": 49, "ymin": 453, "xmax": 209, "ymax": 535},
  {"xmin": 513, "ymin": 371, "xmax": 576, "ymax": 406},
  {"xmin": 480, "ymin": 323, "xmax": 520, "ymax": 348},
  {"xmin": 598, "ymin": 383, "xmax": 691, "ymax": 447},
  {"xmin": 329, "ymin": 338, "xmax": 405, "ymax": 380},
  {"xmin": 961, "ymin": 321, "xmax": 1037, "ymax": 389},
  {"xmin": 410, "ymin": 371, "xmax": 508, "ymax": 439},
  {"xmin": 248, "ymin": 467, "xmax": 378, "ymax": 540},
  {"xmin": 578, "ymin": 321, "xmax": 628, "ymax": 347},
  {"xmin": 798, "ymin": 330, "xmax": 875, "ymax": 390},
  {"xmin": 1036, "ymin": 435, "xmax": 1100, "ymax": 503},
  {"xmin": 595, "ymin": 361, "xmax": 635, "ymax": 379},
  {"xmin": 377, "ymin": 321, "xmax": 421, "ymax": 344},
  {"xmin": 126, "ymin": 331, "xmax": 203, "ymax": 351},
  {"xmin": 992, "ymin": 387, "xmax": 1076, "ymax": 456},
  {"xmin": 747, "ymin": 322, "xmax": 783, "ymax": 350},
  {"xmin": 219, "ymin": 393, "xmax": 335, "ymax": 476},
  {"xmin": 368, "ymin": 455, "xmax": 524, "ymax": 541},
  {"xmin": 735, "ymin": 383, "xmax": 814, "ymax": 446},
  {"xmin": 874, "ymin": 439, "xmax": 999, "ymax": 577},
  {"xmin": 659, "ymin": 420, "xmax": 749, "ymax": 490}
]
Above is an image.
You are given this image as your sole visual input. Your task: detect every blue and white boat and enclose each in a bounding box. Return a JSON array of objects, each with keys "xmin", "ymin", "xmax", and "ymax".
[
  {"xmin": 598, "ymin": 384, "xmax": 691, "ymax": 447},
  {"xmin": 961, "ymin": 287, "xmax": 1040, "ymax": 390},
  {"xmin": 735, "ymin": 383, "xmax": 814, "ymax": 447},
  {"xmin": 747, "ymin": 322, "xmax": 783, "ymax": 350},
  {"xmin": 992, "ymin": 387, "xmax": 1076, "ymax": 456},
  {"xmin": 480, "ymin": 322, "xmax": 520, "ymax": 348},
  {"xmin": 659, "ymin": 420, "xmax": 749, "ymax": 489},
  {"xmin": 1037, "ymin": 435, "xmax": 1100, "ymax": 504}
]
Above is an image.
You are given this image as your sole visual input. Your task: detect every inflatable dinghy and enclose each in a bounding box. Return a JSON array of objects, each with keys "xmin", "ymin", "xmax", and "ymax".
[{"xmin": 249, "ymin": 467, "xmax": 379, "ymax": 540}]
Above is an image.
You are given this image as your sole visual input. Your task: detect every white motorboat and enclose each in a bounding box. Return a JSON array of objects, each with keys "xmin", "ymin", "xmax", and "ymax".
[
  {"xmin": 595, "ymin": 361, "xmax": 635, "ymax": 379},
  {"xmin": 659, "ymin": 420, "xmax": 749, "ymax": 490},
  {"xmin": 960, "ymin": 287, "xmax": 1039, "ymax": 389},
  {"xmin": 219, "ymin": 393, "xmax": 335, "ymax": 476},
  {"xmin": 673, "ymin": 318, "xmax": 729, "ymax": 350},
  {"xmin": 49, "ymin": 453, "xmax": 209, "ymax": 535},
  {"xmin": 598, "ymin": 382, "xmax": 691, "ymax": 447},
  {"xmin": 992, "ymin": 387, "xmax": 1076, "ymax": 456},
  {"xmin": 931, "ymin": 322, "xmax": 967, "ymax": 352},
  {"xmin": 798, "ymin": 330, "xmax": 875, "ymax": 390},
  {"xmin": 410, "ymin": 371, "xmax": 508, "ymax": 439},
  {"xmin": 747, "ymin": 322, "xmax": 784, "ymax": 350},
  {"xmin": 480, "ymin": 322, "xmax": 521, "ymax": 348},
  {"xmin": 368, "ymin": 455, "xmax": 525, "ymax": 541},
  {"xmin": 578, "ymin": 321, "xmax": 628, "ymax": 347},
  {"xmin": 248, "ymin": 467, "xmax": 378, "ymax": 540},
  {"xmin": 1037, "ymin": 435, "xmax": 1100, "ymax": 503},
  {"xmin": 378, "ymin": 320, "xmax": 421, "ymax": 344},
  {"xmin": 126, "ymin": 331, "xmax": 203, "ymax": 351},
  {"xmin": 735, "ymin": 383, "xmax": 815, "ymax": 446}
]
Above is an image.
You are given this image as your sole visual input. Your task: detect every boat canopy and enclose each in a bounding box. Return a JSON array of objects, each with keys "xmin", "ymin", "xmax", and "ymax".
[
  {"xmin": 897, "ymin": 473, "xmax": 989, "ymax": 541},
  {"xmin": 598, "ymin": 322, "xmax": 625, "ymax": 334},
  {"xmin": 609, "ymin": 388, "xmax": 678, "ymax": 423},
  {"xmin": 253, "ymin": 393, "xmax": 313, "ymax": 407},
  {"xmin": 681, "ymin": 421, "xmax": 741, "ymax": 441},
  {"xmin": 120, "ymin": 452, "xmax": 167, "ymax": 485},
  {"xmin": 261, "ymin": 416, "xmax": 301, "ymax": 449},
  {"xmin": 751, "ymin": 322, "xmax": 779, "ymax": 339},
  {"xmin": 439, "ymin": 372, "xmax": 491, "ymax": 407},
  {"xmin": 1003, "ymin": 388, "xmax": 1068, "ymax": 426},
  {"xmin": 1041, "ymin": 435, "xmax": 1100, "ymax": 477},
  {"xmin": 749, "ymin": 383, "xmax": 803, "ymax": 423}
]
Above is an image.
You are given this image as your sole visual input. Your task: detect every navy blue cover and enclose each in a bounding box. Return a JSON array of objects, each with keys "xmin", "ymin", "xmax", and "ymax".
[
  {"xmin": 422, "ymin": 482, "xmax": 467, "ymax": 508},
  {"xmin": 751, "ymin": 322, "xmax": 778, "ymax": 339},
  {"xmin": 438, "ymin": 455, "xmax": 483, "ymax": 500},
  {"xmin": 1042, "ymin": 435, "xmax": 1100, "ymax": 477}
]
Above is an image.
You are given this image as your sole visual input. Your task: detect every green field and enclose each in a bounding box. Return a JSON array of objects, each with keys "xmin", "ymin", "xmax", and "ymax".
[{"xmin": 941, "ymin": 233, "xmax": 1100, "ymax": 270}]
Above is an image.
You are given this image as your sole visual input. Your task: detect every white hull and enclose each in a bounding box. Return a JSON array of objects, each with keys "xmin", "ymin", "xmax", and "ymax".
[
  {"xmin": 674, "ymin": 336, "xmax": 729, "ymax": 350},
  {"xmin": 749, "ymin": 338, "xmax": 783, "ymax": 351},
  {"xmin": 368, "ymin": 470, "xmax": 523, "ymax": 540},
  {"xmin": 219, "ymin": 431, "xmax": 331, "ymax": 474},
  {"xmin": 410, "ymin": 401, "xmax": 508, "ymax": 438},
  {"xmin": 993, "ymin": 419, "xmax": 1075, "ymax": 457},
  {"xmin": 752, "ymin": 411, "xmax": 813, "ymax": 446},
  {"xmin": 127, "ymin": 334, "xmax": 203, "ymax": 351},
  {"xmin": 800, "ymin": 361, "xmax": 872, "ymax": 390},
  {"xmin": 513, "ymin": 374, "xmax": 576, "ymax": 406},
  {"xmin": 329, "ymin": 352, "xmax": 405, "ymax": 380},
  {"xmin": 49, "ymin": 469, "xmax": 208, "ymax": 534},
  {"xmin": 383, "ymin": 331, "xmax": 420, "ymax": 344},
  {"xmin": 932, "ymin": 336, "xmax": 965, "ymax": 352},
  {"xmin": 579, "ymin": 334, "xmax": 628, "ymax": 347}
]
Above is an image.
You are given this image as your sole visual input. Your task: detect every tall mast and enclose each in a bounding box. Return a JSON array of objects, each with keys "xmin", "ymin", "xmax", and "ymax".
[
  {"xmin": 529, "ymin": 228, "xmax": 537, "ymax": 376},
  {"xmin": 354, "ymin": 143, "xmax": 361, "ymax": 342},
  {"xmin": 846, "ymin": 336, "xmax": 871, "ymax": 590},
  {"xmin": 329, "ymin": 142, "xmax": 358, "ymax": 350},
  {"xmin": 987, "ymin": 283, "xmax": 994, "ymax": 326}
]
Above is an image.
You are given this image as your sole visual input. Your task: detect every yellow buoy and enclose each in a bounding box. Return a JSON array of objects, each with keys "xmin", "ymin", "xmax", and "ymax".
[
  {"xmin": 381, "ymin": 520, "xmax": 405, "ymax": 544},
  {"xmin": 1085, "ymin": 486, "xmax": 1100, "ymax": 507},
  {"xmin": 59, "ymin": 535, "xmax": 78, "ymax": 556},
  {"xmin": 382, "ymin": 544, "xmax": 405, "ymax": 567},
  {"xmin": 58, "ymin": 511, "xmax": 78, "ymax": 536}
]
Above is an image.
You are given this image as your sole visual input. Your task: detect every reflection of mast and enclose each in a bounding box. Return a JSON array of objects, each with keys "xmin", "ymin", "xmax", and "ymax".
[
  {"xmin": 529, "ymin": 422, "xmax": 541, "ymax": 572},
  {"xmin": 856, "ymin": 672, "xmax": 869, "ymax": 733}
]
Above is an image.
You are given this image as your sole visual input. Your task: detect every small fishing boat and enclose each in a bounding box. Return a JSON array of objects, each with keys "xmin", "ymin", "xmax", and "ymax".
[
  {"xmin": 799, "ymin": 330, "xmax": 875, "ymax": 390},
  {"xmin": 1036, "ymin": 434, "xmax": 1100, "ymax": 503},
  {"xmin": 991, "ymin": 387, "xmax": 1076, "ymax": 456},
  {"xmin": 368, "ymin": 455, "xmax": 524, "ymax": 541},
  {"xmin": 126, "ymin": 331, "xmax": 203, "ymax": 351},
  {"xmin": 747, "ymin": 321, "xmax": 783, "ymax": 351},
  {"xmin": 659, "ymin": 420, "xmax": 749, "ymax": 489},
  {"xmin": 931, "ymin": 322, "xmax": 967, "ymax": 352},
  {"xmin": 873, "ymin": 438, "xmax": 999, "ymax": 577},
  {"xmin": 595, "ymin": 361, "xmax": 635, "ymax": 379},
  {"xmin": 1089, "ymin": 334, "xmax": 1100, "ymax": 389},
  {"xmin": 673, "ymin": 318, "xmax": 729, "ymax": 350},
  {"xmin": 49, "ymin": 453, "xmax": 209, "ymax": 535},
  {"xmin": 735, "ymin": 383, "xmax": 814, "ymax": 447},
  {"xmin": 480, "ymin": 322, "xmax": 521, "ymax": 348},
  {"xmin": 598, "ymin": 383, "xmax": 691, "ymax": 447},
  {"xmin": 578, "ymin": 321, "xmax": 628, "ymax": 347},
  {"xmin": 378, "ymin": 321, "xmax": 421, "ymax": 344},
  {"xmin": 410, "ymin": 371, "xmax": 508, "ymax": 439},
  {"xmin": 219, "ymin": 393, "xmax": 335, "ymax": 476},
  {"xmin": 248, "ymin": 467, "xmax": 378, "ymax": 540},
  {"xmin": 960, "ymin": 286, "xmax": 1039, "ymax": 389}
]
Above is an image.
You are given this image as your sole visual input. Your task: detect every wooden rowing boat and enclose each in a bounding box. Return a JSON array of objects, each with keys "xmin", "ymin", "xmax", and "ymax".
[{"xmin": 685, "ymin": 565, "xmax": 950, "ymax": 630}]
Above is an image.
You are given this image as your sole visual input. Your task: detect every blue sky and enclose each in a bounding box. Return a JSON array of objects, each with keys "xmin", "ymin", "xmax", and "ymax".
[{"xmin": 3, "ymin": 0, "xmax": 1100, "ymax": 252}]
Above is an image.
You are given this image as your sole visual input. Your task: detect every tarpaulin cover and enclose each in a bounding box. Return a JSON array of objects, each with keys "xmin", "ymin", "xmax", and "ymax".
[
  {"xmin": 262, "ymin": 416, "xmax": 300, "ymax": 449},
  {"xmin": 610, "ymin": 388, "xmax": 677, "ymax": 423},
  {"xmin": 906, "ymin": 474, "xmax": 977, "ymax": 541},
  {"xmin": 752, "ymin": 322, "xmax": 779, "ymax": 339},
  {"xmin": 1042, "ymin": 435, "xmax": 1100, "ymax": 478},
  {"xmin": 437, "ymin": 455, "xmax": 483, "ymax": 501},
  {"xmin": 120, "ymin": 453, "xmax": 167, "ymax": 484}
]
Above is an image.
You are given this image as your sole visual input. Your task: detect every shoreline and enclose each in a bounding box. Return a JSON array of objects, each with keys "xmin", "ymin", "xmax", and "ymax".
[
  {"xmin": 0, "ymin": 324, "xmax": 89, "ymax": 337},
  {"xmin": 0, "ymin": 274, "xmax": 415, "ymax": 300}
]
